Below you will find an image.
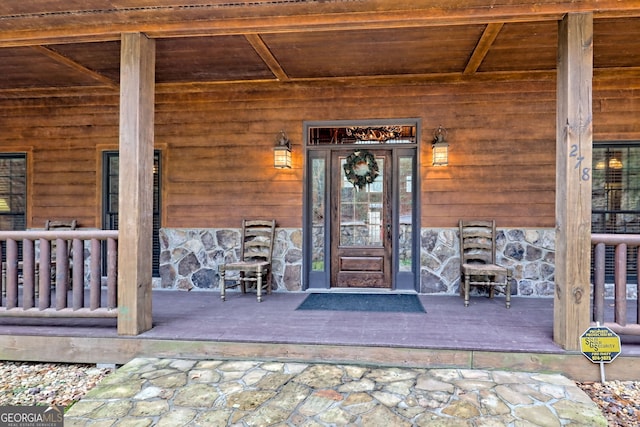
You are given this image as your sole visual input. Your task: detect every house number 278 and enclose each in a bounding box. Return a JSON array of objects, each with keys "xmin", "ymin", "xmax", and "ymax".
[{"xmin": 570, "ymin": 144, "xmax": 591, "ymax": 181}]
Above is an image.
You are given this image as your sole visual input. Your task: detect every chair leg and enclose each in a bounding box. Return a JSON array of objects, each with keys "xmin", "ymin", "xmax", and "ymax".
[
  {"xmin": 464, "ymin": 274, "xmax": 470, "ymax": 307},
  {"xmin": 505, "ymin": 274, "xmax": 512, "ymax": 309},
  {"xmin": 239, "ymin": 272, "xmax": 246, "ymax": 294},
  {"xmin": 256, "ymin": 266, "xmax": 263, "ymax": 303},
  {"xmin": 220, "ymin": 266, "xmax": 226, "ymax": 301}
]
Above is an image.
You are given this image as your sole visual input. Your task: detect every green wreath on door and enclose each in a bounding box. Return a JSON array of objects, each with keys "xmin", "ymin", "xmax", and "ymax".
[{"xmin": 343, "ymin": 150, "xmax": 379, "ymax": 191}]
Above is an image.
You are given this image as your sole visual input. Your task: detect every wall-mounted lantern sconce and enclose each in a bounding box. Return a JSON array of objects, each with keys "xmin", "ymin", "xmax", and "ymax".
[
  {"xmin": 274, "ymin": 130, "xmax": 292, "ymax": 169},
  {"xmin": 432, "ymin": 125, "xmax": 449, "ymax": 166}
]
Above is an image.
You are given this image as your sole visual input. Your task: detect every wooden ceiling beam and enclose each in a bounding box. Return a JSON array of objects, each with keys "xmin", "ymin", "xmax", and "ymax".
[
  {"xmin": 1, "ymin": 0, "xmax": 639, "ymax": 47},
  {"xmin": 464, "ymin": 23, "xmax": 504, "ymax": 75},
  {"xmin": 153, "ymin": 70, "xmax": 558, "ymax": 94},
  {"xmin": 244, "ymin": 33, "xmax": 289, "ymax": 82},
  {"xmin": 0, "ymin": 15, "xmax": 559, "ymax": 48},
  {"xmin": 2, "ymin": 67, "xmax": 640, "ymax": 99},
  {"xmin": 31, "ymin": 45, "xmax": 119, "ymax": 89}
]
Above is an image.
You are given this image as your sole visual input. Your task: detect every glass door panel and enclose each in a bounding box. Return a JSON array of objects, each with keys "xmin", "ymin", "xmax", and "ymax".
[{"xmin": 339, "ymin": 156, "xmax": 384, "ymax": 247}]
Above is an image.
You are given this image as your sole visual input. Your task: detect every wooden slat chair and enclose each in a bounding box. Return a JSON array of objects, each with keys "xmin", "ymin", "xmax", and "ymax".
[
  {"xmin": 459, "ymin": 219, "xmax": 511, "ymax": 308},
  {"xmin": 219, "ymin": 219, "xmax": 276, "ymax": 302}
]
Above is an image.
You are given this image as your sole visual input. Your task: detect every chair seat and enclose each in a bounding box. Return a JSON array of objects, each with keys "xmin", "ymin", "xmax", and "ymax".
[
  {"xmin": 462, "ymin": 263, "xmax": 508, "ymax": 276},
  {"xmin": 223, "ymin": 261, "xmax": 269, "ymax": 272}
]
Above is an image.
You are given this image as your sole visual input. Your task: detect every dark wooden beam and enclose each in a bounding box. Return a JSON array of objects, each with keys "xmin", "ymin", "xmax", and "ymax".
[
  {"xmin": 31, "ymin": 45, "xmax": 118, "ymax": 90},
  {"xmin": 245, "ymin": 33, "xmax": 289, "ymax": 81},
  {"xmin": 463, "ymin": 23, "xmax": 504, "ymax": 75},
  {"xmin": 2, "ymin": 66, "xmax": 638, "ymax": 99}
]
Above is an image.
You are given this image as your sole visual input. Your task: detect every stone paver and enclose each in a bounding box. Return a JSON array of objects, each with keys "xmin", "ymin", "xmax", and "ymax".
[{"xmin": 65, "ymin": 357, "xmax": 607, "ymax": 426}]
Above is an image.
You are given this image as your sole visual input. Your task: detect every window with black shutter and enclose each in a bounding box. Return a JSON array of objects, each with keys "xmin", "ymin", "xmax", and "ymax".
[
  {"xmin": 0, "ymin": 154, "xmax": 26, "ymax": 262},
  {"xmin": 103, "ymin": 151, "xmax": 161, "ymax": 276}
]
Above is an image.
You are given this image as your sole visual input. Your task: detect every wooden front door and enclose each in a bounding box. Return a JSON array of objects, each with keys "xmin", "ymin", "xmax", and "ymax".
[{"xmin": 331, "ymin": 149, "xmax": 392, "ymax": 288}]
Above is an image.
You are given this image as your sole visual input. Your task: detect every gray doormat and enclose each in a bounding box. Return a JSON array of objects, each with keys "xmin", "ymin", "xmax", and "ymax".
[{"xmin": 296, "ymin": 293, "xmax": 425, "ymax": 313}]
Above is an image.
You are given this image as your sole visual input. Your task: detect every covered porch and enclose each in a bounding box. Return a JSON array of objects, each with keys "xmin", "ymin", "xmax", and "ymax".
[{"xmin": 1, "ymin": 0, "xmax": 640, "ymax": 362}]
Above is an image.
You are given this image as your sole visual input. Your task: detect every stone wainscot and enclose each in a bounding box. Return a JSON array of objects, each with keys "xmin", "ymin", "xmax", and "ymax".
[{"xmin": 159, "ymin": 226, "xmax": 557, "ymax": 297}]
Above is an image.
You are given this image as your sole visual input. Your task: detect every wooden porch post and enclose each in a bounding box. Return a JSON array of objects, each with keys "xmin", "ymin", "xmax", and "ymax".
[
  {"xmin": 117, "ymin": 33, "xmax": 155, "ymax": 335},
  {"xmin": 554, "ymin": 13, "xmax": 593, "ymax": 350}
]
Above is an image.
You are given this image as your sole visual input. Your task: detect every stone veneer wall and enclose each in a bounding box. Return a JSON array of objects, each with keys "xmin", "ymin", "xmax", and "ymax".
[
  {"xmin": 159, "ymin": 228, "xmax": 303, "ymax": 292},
  {"xmin": 159, "ymin": 226, "xmax": 558, "ymax": 297},
  {"xmin": 420, "ymin": 227, "xmax": 556, "ymax": 297}
]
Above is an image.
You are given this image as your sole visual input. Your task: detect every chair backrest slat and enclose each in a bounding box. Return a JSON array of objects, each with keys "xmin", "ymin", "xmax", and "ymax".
[
  {"xmin": 45, "ymin": 219, "xmax": 78, "ymax": 231},
  {"xmin": 239, "ymin": 219, "xmax": 276, "ymax": 264},
  {"xmin": 459, "ymin": 219, "xmax": 497, "ymax": 265}
]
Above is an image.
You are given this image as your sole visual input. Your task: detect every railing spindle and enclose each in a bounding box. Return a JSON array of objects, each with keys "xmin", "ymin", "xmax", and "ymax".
[
  {"xmin": 22, "ymin": 239, "xmax": 35, "ymax": 309},
  {"xmin": 107, "ymin": 237, "xmax": 117, "ymax": 309},
  {"xmin": 72, "ymin": 238, "xmax": 84, "ymax": 310},
  {"xmin": 615, "ymin": 243, "xmax": 627, "ymax": 327},
  {"xmin": 6, "ymin": 239, "xmax": 18, "ymax": 309},
  {"xmin": 593, "ymin": 242, "xmax": 606, "ymax": 324},
  {"xmin": 39, "ymin": 238, "xmax": 51, "ymax": 310},
  {"xmin": 55, "ymin": 238, "xmax": 68, "ymax": 310},
  {"xmin": 90, "ymin": 238, "xmax": 101, "ymax": 310}
]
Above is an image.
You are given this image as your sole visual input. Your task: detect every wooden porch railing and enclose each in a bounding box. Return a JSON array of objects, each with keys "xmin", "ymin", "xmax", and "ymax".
[
  {"xmin": 592, "ymin": 233, "xmax": 640, "ymax": 336},
  {"xmin": 0, "ymin": 230, "xmax": 118, "ymax": 318}
]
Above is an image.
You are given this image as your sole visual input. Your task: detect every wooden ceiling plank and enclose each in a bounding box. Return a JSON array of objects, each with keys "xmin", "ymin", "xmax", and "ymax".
[
  {"xmin": 464, "ymin": 23, "xmax": 505, "ymax": 75},
  {"xmin": 244, "ymin": 33, "xmax": 288, "ymax": 81},
  {"xmin": 31, "ymin": 45, "xmax": 118, "ymax": 89}
]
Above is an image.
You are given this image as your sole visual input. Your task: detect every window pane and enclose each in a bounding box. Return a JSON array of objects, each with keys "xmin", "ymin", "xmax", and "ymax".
[
  {"xmin": 0, "ymin": 154, "xmax": 26, "ymax": 231},
  {"xmin": 104, "ymin": 151, "xmax": 161, "ymax": 275},
  {"xmin": 309, "ymin": 125, "xmax": 417, "ymax": 145},
  {"xmin": 339, "ymin": 156, "xmax": 384, "ymax": 246},
  {"xmin": 399, "ymin": 157, "xmax": 413, "ymax": 271},
  {"xmin": 311, "ymin": 157, "xmax": 325, "ymax": 271}
]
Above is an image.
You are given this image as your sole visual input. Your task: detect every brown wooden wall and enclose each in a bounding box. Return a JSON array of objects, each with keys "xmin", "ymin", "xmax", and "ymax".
[{"xmin": 0, "ymin": 75, "xmax": 638, "ymax": 230}]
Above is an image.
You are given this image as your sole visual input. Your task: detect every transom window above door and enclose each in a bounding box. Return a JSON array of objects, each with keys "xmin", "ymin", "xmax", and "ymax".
[{"xmin": 308, "ymin": 123, "xmax": 417, "ymax": 146}]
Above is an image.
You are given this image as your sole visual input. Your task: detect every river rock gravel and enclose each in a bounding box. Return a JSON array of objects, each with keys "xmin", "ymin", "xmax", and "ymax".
[
  {"xmin": 0, "ymin": 361, "xmax": 113, "ymax": 408},
  {"xmin": 578, "ymin": 380, "xmax": 640, "ymax": 426},
  {"xmin": 0, "ymin": 361, "xmax": 639, "ymax": 426}
]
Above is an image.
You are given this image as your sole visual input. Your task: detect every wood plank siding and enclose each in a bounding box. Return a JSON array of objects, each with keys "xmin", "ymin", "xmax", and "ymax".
[{"xmin": 0, "ymin": 75, "xmax": 639, "ymax": 230}]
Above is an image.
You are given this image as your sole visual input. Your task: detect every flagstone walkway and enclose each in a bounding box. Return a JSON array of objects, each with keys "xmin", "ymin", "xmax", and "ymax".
[{"xmin": 64, "ymin": 357, "xmax": 606, "ymax": 426}]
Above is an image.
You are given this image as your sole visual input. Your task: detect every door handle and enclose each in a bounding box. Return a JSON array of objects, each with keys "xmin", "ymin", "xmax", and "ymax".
[{"xmin": 386, "ymin": 224, "xmax": 392, "ymax": 240}]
